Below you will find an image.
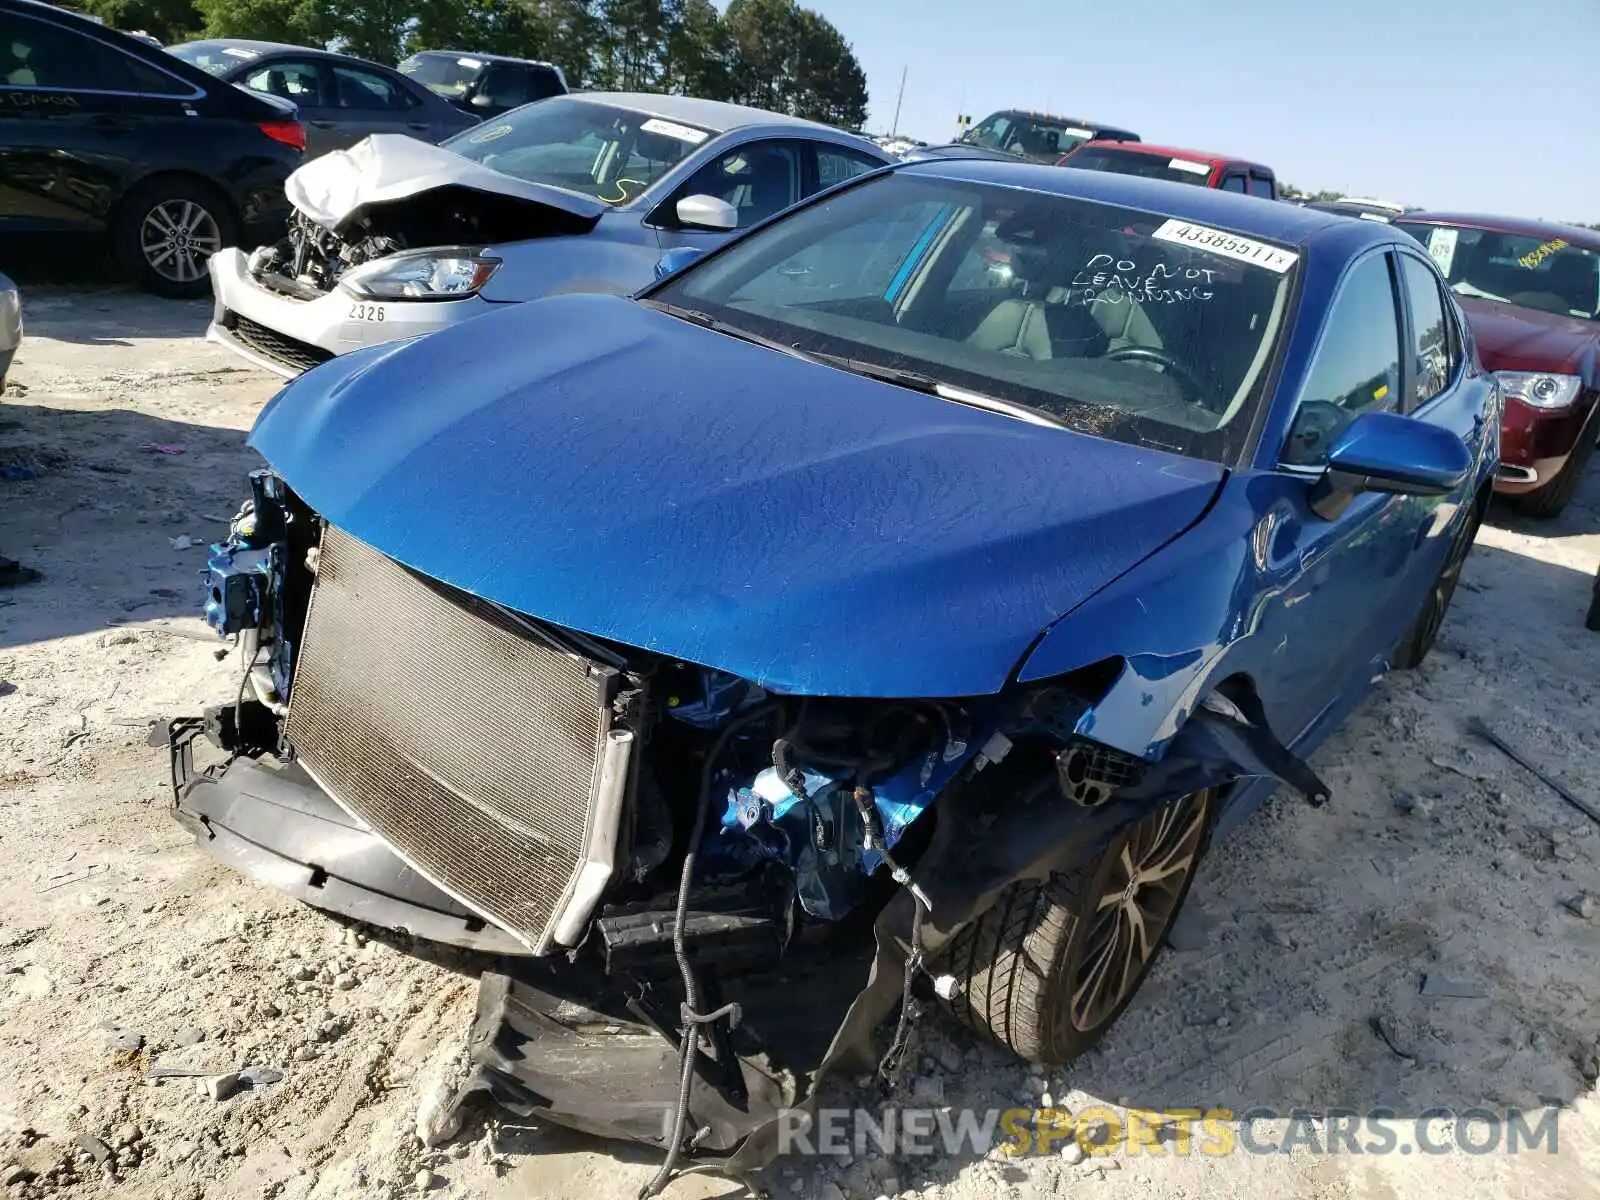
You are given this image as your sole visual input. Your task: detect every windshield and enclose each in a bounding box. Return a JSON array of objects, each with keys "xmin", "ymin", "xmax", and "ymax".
[
  {"xmin": 961, "ymin": 113, "xmax": 1096, "ymax": 162},
  {"xmin": 442, "ymin": 97, "xmax": 710, "ymax": 205},
  {"xmin": 1067, "ymin": 147, "xmax": 1213, "ymax": 186},
  {"xmin": 1396, "ymin": 221, "xmax": 1600, "ymax": 321},
  {"xmin": 397, "ymin": 53, "xmax": 481, "ymax": 97},
  {"xmin": 167, "ymin": 41, "xmax": 258, "ymax": 77},
  {"xmin": 652, "ymin": 173, "xmax": 1299, "ymax": 463}
]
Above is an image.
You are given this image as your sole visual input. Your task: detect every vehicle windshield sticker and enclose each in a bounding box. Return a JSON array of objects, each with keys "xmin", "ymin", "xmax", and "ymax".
[
  {"xmin": 456, "ymin": 57, "xmax": 484, "ymax": 68},
  {"xmin": 1168, "ymin": 158, "xmax": 1210, "ymax": 175},
  {"xmin": 1151, "ymin": 219, "xmax": 1299, "ymax": 273},
  {"xmin": 1064, "ymin": 126, "xmax": 1094, "ymax": 138},
  {"xmin": 468, "ymin": 123, "xmax": 513, "ymax": 144},
  {"xmin": 1518, "ymin": 238, "xmax": 1568, "ymax": 269},
  {"xmin": 1358, "ymin": 213, "xmax": 1392, "ymax": 223},
  {"xmin": 221, "ymin": 47, "xmax": 257, "ymax": 59},
  {"xmin": 1426, "ymin": 227, "xmax": 1458, "ymax": 275},
  {"xmin": 641, "ymin": 118, "xmax": 709, "ymax": 145}
]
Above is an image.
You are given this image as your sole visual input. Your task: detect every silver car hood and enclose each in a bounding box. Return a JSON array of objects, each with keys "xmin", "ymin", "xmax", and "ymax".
[{"xmin": 285, "ymin": 134, "xmax": 611, "ymax": 234}]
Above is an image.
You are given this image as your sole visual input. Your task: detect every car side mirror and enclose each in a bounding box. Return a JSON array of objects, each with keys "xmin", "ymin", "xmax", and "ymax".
[
  {"xmin": 675, "ymin": 194, "xmax": 738, "ymax": 232},
  {"xmin": 654, "ymin": 246, "xmax": 705, "ymax": 281},
  {"xmin": 1309, "ymin": 410, "xmax": 1471, "ymax": 520}
]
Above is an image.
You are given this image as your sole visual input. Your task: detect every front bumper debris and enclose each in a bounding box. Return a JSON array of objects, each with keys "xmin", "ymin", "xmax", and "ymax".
[
  {"xmin": 169, "ymin": 728, "xmax": 524, "ymax": 955},
  {"xmin": 164, "ymin": 694, "xmax": 1328, "ymax": 1183}
]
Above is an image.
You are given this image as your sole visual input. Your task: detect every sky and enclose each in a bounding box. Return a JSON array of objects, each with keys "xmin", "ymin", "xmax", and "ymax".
[{"xmin": 796, "ymin": 0, "xmax": 1600, "ymax": 223}]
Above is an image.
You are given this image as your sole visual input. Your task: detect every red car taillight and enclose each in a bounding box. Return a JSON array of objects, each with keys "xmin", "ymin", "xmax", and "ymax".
[{"xmin": 258, "ymin": 120, "xmax": 307, "ymax": 153}]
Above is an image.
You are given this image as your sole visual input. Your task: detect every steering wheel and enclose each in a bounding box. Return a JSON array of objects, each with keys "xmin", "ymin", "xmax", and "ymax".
[{"xmin": 1105, "ymin": 344, "xmax": 1209, "ymax": 407}]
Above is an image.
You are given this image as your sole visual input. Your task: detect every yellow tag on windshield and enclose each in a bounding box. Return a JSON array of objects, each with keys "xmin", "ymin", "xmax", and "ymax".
[{"xmin": 1518, "ymin": 239, "xmax": 1568, "ymax": 269}]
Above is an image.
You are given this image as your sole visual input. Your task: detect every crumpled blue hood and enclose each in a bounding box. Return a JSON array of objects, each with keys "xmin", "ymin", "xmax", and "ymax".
[{"xmin": 250, "ymin": 294, "xmax": 1223, "ymax": 697}]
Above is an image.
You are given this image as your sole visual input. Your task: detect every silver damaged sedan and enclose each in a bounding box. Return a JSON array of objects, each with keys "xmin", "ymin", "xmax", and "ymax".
[{"xmin": 207, "ymin": 92, "xmax": 892, "ymax": 376}]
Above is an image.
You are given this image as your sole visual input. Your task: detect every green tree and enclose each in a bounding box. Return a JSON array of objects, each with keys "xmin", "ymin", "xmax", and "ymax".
[
  {"xmin": 194, "ymin": 0, "xmax": 326, "ymax": 45},
  {"xmin": 660, "ymin": 0, "xmax": 731, "ymax": 99},
  {"xmin": 724, "ymin": 0, "xmax": 866, "ymax": 127},
  {"xmin": 317, "ymin": 0, "xmax": 412, "ymax": 62},
  {"xmin": 79, "ymin": 0, "xmax": 203, "ymax": 43}
]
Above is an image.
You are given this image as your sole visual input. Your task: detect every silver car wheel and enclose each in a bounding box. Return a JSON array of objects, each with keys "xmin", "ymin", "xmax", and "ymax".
[{"xmin": 140, "ymin": 199, "xmax": 222, "ymax": 285}]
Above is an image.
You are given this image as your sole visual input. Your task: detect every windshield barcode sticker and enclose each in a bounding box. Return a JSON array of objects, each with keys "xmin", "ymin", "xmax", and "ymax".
[
  {"xmin": 1167, "ymin": 159, "xmax": 1210, "ymax": 175},
  {"xmin": 1064, "ymin": 126, "xmax": 1094, "ymax": 139},
  {"xmin": 1152, "ymin": 219, "xmax": 1299, "ymax": 273},
  {"xmin": 641, "ymin": 118, "xmax": 709, "ymax": 144}
]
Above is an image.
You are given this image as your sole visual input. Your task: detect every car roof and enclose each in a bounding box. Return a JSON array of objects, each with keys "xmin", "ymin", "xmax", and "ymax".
[
  {"xmin": 406, "ymin": 49, "xmax": 562, "ymax": 69},
  {"xmin": 570, "ymin": 91, "xmax": 847, "ymax": 135},
  {"xmin": 900, "ymin": 157, "xmax": 1394, "ymax": 249},
  {"xmin": 1076, "ymin": 140, "xmax": 1272, "ymax": 173},
  {"xmin": 988, "ymin": 109, "xmax": 1136, "ymax": 135},
  {"xmin": 172, "ymin": 37, "xmax": 388, "ymax": 67},
  {"xmin": 1397, "ymin": 210, "xmax": 1600, "ymax": 250}
]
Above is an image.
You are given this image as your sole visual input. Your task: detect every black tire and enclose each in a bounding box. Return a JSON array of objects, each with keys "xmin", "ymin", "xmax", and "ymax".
[
  {"xmin": 114, "ymin": 176, "xmax": 235, "ymax": 299},
  {"xmin": 1513, "ymin": 429, "xmax": 1596, "ymax": 519},
  {"xmin": 1586, "ymin": 568, "xmax": 1600, "ymax": 633},
  {"xmin": 943, "ymin": 787, "xmax": 1214, "ymax": 1065},
  {"xmin": 1393, "ymin": 491, "xmax": 1485, "ymax": 670}
]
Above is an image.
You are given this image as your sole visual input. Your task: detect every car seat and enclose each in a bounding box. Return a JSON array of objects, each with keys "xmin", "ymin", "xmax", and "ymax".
[
  {"xmin": 965, "ymin": 240, "xmax": 1110, "ymax": 360},
  {"xmin": 735, "ymin": 150, "xmax": 797, "ymax": 227}
]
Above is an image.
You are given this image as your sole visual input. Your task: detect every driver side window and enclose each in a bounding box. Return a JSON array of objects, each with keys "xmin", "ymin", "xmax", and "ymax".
[
  {"xmin": 674, "ymin": 140, "xmax": 803, "ymax": 229},
  {"xmin": 1282, "ymin": 253, "xmax": 1403, "ymax": 466}
]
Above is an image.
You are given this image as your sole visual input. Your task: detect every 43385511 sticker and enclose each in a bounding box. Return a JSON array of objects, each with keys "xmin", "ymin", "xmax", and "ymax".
[{"xmin": 1152, "ymin": 219, "xmax": 1299, "ymax": 273}]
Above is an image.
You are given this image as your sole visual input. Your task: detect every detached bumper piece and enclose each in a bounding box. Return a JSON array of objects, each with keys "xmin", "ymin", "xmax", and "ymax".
[
  {"xmin": 462, "ymin": 951, "xmax": 871, "ymax": 1168},
  {"xmin": 171, "ymin": 744, "xmax": 525, "ymax": 956}
]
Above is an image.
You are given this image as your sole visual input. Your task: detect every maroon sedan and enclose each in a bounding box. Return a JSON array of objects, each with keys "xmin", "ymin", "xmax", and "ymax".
[{"xmin": 1395, "ymin": 214, "xmax": 1599, "ymax": 517}]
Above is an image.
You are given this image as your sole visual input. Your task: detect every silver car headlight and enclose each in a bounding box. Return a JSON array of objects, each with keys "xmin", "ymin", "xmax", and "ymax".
[
  {"xmin": 340, "ymin": 249, "xmax": 502, "ymax": 301},
  {"xmin": 1493, "ymin": 370, "xmax": 1582, "ymax": 410}
]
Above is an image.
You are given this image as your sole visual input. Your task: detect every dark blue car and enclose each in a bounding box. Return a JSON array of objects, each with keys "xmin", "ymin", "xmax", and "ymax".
[{"xmin": 170, "ymin": 158, "xmax": 1499, "ymax": 1184}]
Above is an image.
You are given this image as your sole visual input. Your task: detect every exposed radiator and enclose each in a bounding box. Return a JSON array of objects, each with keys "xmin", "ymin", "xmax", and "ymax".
[{"xmin": 285, "ymin": 525, "xmax": 638, "ymax": 954}]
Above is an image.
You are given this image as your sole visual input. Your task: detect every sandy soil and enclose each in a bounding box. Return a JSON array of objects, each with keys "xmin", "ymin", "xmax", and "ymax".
[{"xmin": 1, "ymin": 287, "xmax": 1598, "ymax": 1200}]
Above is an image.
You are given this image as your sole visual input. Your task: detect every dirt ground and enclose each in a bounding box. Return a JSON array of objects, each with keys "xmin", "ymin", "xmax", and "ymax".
[{"xmin": 1, "ymin": 286, "xmax": 1598, "ymax": 1200}]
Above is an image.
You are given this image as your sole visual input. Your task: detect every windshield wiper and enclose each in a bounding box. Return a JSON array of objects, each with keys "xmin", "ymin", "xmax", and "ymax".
[
  {"xmin": 639, "ymin": 300, "xmax": 821, "ymax": 362},
  {"xmin": 809, "ymin": 352, "xmax": 1069, "ymax": 430}
]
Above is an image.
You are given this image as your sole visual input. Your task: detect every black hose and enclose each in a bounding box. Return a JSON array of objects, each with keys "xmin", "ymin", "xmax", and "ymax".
[{"xmin": 638, "ymin": 702, "xmax": 780, "ymax": 1200}]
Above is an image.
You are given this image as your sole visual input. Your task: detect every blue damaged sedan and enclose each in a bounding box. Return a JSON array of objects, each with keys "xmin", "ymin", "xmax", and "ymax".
[{"xmin": 168, "ymin": 159, "xmax": 1499, "ymax": 1186}]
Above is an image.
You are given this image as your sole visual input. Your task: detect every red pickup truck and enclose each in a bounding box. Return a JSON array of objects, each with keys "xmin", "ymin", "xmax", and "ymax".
[{"xmin": 1059, "ymin": 141, "xmax": 1279, "ymax": 199}]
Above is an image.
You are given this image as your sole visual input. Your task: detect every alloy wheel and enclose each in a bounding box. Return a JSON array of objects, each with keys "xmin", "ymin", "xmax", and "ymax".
[
  {"xmin": 140, "ymin": 199, "xmax": 222, "ymax": 285},
  {"xmin": 1068, "ymin": 789, "xmax": 1212, "ymax": 1032}
]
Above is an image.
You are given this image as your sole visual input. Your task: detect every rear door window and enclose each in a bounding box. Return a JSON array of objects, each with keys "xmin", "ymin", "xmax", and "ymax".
[
  {"xmin": 815, "ymin": 146, "xmax": 884, "ymax": 191},
  {"xmin": 331, "ymin": 65, "xmax": 411, "ymax": 111},
  {"xmin": 1247, "ymin": 174, "xmax": 1275, "ymax": 199}
]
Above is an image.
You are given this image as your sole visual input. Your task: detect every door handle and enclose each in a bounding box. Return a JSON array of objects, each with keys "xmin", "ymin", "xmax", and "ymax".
[
  {"xmin": 307, "ymin": 119, "xmax": 337, "ymax": 129},
  {"xmin": 90, "ymin": 115, "xmax": 134, "ymax": 132},
  {"xmin": 406, "ymin": 121, "xmax": 431, "ymax": 131}
]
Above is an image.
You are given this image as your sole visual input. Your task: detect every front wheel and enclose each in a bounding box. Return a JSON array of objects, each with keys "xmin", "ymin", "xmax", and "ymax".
[
  {"xmin": 943, "ymin": 787, "xmax": 1214, "ymax": 1065},
  {"xmin": 115, "ymin": 178, "xmax": 234, "ymax": 299}
]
